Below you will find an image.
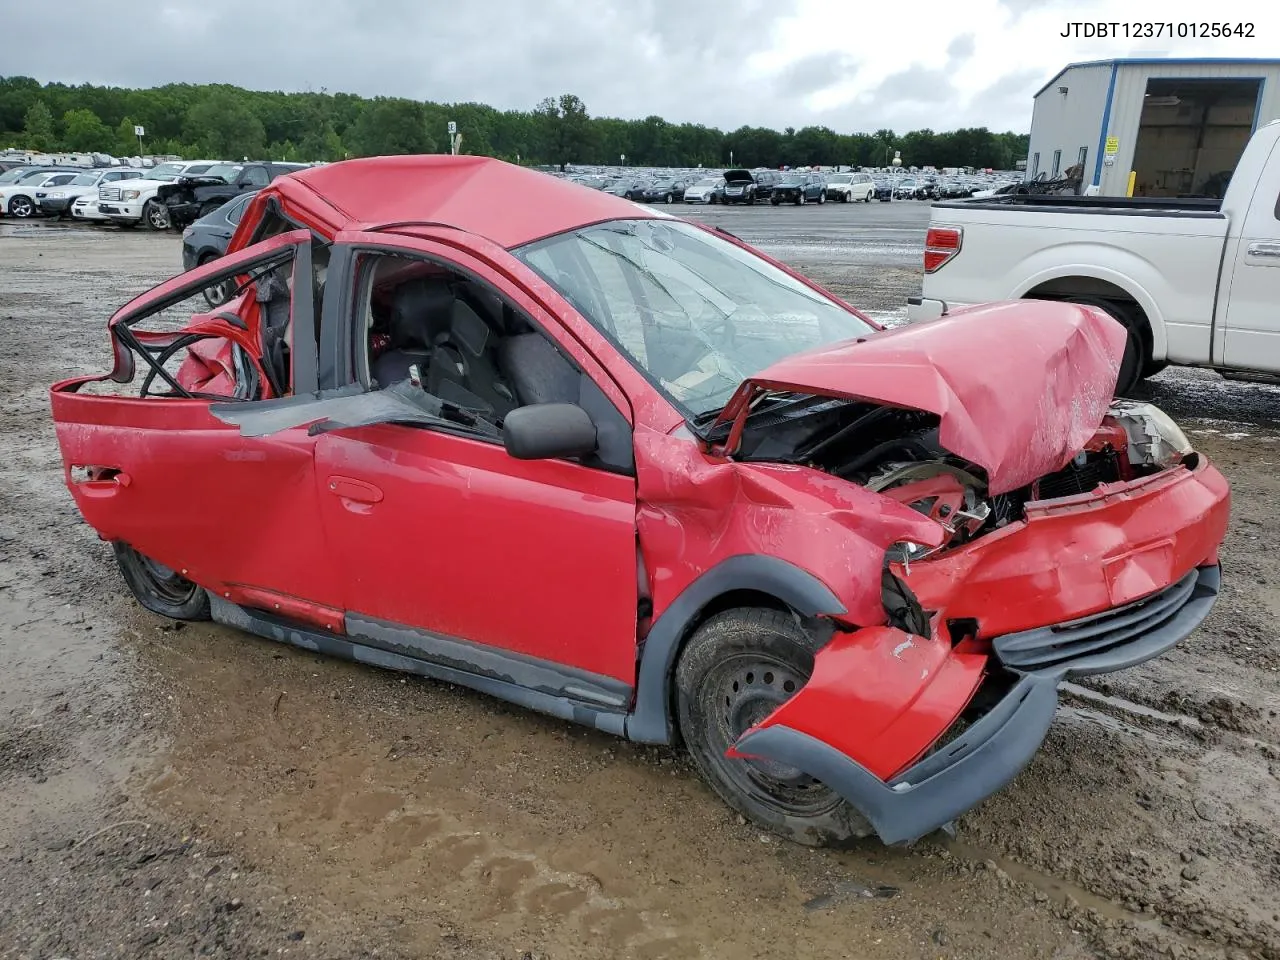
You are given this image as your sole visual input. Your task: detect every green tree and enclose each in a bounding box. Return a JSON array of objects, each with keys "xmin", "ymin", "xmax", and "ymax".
[
  {"xmin": 114, "ymin": 117, "xmax": 141, "ymax": 156},
  {"xmin": 349, "ymin": 98, "xmax": 435, "ymax": 156},
  {"xmin": 61, "ymin": 108, "xmax": 113, "ymax": 152},
  {"xmin": 22, "ymin": 99, "xmax": 55, "ymax": 151},
  {"xmin": 184, "ymin": 89, "xmax": 266, "ymax": 159},
  {"xmin": 534, "ymin": 94, "xmax": 594, "ymax": 167}
]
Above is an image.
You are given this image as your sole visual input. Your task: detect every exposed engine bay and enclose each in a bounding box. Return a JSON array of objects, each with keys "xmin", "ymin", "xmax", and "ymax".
[{"xmin": 733, "ymin": 393, "xmax": 1195, "ymax": 563}]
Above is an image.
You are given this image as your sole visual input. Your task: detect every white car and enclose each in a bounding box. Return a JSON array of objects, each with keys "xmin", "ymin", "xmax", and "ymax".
[
  {"xmin": 36, "ymin": 168, "xmax": 147, "ymax": 218},
  {"xmin": 0, "ymin": 169, "xmax": 82, "ymax": 219},
  {"xmin": 969, "ymin": 181, "xmax": 1019, "ymax": 200},
  {"xmin": 71, "ymin": 194, "xmax": 109, "ymax": 221},
  {"xmin": 824, "ymin": 173, "xmax": 875, "ymax": 203},
  {"xmin": 682, "ymin": 176, "xmax": 725, "ymax": 203},
  {"xmin": 97, "ymin": 160, "xmax": 219, "ymax": 230}
]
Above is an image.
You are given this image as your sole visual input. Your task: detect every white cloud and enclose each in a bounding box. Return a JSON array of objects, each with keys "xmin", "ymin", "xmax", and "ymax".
[{"xmin": 2, "ymin": 0, "xmax": 1276, "ymax": 133}]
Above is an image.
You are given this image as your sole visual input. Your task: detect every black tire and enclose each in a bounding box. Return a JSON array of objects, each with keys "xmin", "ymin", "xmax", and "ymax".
[
  {"xmin": 664, "ymin": 193, "xmax": 673, "ymax": 204},
  {"xmin": 199, "ymin": 252, "xmax": 230, "ymax": 308},
  {"xmin": 112, "ymin": 542, "xmax": 211, "ymax": 621},
  {"xmin": 9, "ymin": 195, "xmax": 35, "ymax": 218},
  {"xmin": 1060, "ymin": 295, "xmax": 1147, "ymax": 396},
  {"xmin": 199, "ymin": 201, "xmax": 221, "ymax": 219},
  {"xmin": 771, "ymin": 197, "xmax": 779, "ymax": 206},
  {"xmin": 796, "ymin": 194, "xmax": 804, "ymax": 205},
  {"xmin": 817, "ymin": 192, "xmax": 825, "ymax": 205},
  {"xmin": 675, "ymin": 607, "xmax": 874, "ymax": 847},
  {"xmin": 142, "ymin": 199, "xmax": 170, "ymax": 231}
]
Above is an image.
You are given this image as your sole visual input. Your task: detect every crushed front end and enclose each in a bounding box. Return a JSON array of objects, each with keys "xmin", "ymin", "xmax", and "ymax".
[{"xmin": 729, "ymin": 398, "xmax": 1229, "ymax": 844}]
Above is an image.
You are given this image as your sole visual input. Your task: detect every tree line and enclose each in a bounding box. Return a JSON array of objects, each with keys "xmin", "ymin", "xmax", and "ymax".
[{"xmin": 0, "ymin": 77, "xmax": 1030, "ymax": 171}]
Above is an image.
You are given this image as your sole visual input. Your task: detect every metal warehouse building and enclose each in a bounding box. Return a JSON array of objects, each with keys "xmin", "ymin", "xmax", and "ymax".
[{"xmin": 1027, "ymin": 58, "xmax": 1280, "ymax": 197}]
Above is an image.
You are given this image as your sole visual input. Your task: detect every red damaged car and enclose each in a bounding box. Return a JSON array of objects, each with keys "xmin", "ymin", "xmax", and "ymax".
[{"xmin": 51, "ymin": 157, "xmax": 1230, "ymax": 846}]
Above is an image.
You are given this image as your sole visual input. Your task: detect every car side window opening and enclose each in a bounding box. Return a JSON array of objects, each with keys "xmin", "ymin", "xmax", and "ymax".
[{"xmin": 354, "ymin": 252, "xmax": 634, "ymax": 473}]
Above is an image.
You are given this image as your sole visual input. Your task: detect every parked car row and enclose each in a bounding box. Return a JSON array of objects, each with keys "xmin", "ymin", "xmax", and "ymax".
[{"xmin": 0, "ymin": 159, "xmax": 307, "ymax": 230}]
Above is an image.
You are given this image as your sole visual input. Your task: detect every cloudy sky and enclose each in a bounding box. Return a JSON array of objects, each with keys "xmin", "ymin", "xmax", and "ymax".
[{"xmin": 5, "ymin": 0, "xmax": 1277, "ymax": 133}]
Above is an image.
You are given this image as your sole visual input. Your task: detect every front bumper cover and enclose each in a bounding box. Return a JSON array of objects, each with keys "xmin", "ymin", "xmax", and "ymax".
[{"xmin": 733, "ymin": 564, "xmax": 1220, "ymax": 845}]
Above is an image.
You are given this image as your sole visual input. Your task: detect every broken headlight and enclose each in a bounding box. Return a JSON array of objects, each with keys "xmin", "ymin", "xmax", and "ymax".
[{"xmin": 1108, "ymin": 400, "xmax": 1193, "ymax": 468}]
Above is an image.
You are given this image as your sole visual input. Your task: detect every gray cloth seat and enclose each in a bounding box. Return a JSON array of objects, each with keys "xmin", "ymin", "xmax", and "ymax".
[
  {"xmin": 370, "ymin": 279, "xmax": 454, "ymax": 389},
  {"xmin": 496, "ymin": 332, "xmax": 580, "ymax": 406}
]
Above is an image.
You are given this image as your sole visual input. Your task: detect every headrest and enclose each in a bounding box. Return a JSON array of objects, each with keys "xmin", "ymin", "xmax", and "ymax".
[
  {"xmin": 450, "ymin": 300, "xmax": 491, "ymax": 357},
  {"xmin": 389, "ymin": 279, "xmax": 455, "ymax": 351}
]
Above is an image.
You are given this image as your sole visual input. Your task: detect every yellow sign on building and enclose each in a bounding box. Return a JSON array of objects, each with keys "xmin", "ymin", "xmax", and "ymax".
[{"xmin": 1105, "ymin": 136, "xmax": 1120, "ymax": 155}]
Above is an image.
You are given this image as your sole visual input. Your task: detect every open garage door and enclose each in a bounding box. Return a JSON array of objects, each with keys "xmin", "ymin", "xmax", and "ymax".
[{"xmin": 1130, "ymin": 78, "xmax": 1262, "ymax": 198}]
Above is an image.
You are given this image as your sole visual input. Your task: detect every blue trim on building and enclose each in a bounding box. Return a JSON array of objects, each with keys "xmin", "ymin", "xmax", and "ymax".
[
  {"xmin": 1035, "ymin": 57, "xmax": 1280, "ymax": 98},
  {"xmin": 1093, "ymin": 63, "xmax": 1119, "ymax": 187}
]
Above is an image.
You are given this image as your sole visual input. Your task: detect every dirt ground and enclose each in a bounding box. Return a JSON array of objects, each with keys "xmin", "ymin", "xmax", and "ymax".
[{"xmin": 2, "ymin": 211, "xmax": 1278, "ymax": 960}]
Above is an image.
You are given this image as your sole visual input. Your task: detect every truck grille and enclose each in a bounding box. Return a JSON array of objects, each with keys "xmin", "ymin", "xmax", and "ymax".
[
  {"xmin": 992, "ymin": 566, "xmax": 1214, "ymax": 674},
  {"xmin": 100, "ymin": 186, "xmax": 121, "ymax": 202}
]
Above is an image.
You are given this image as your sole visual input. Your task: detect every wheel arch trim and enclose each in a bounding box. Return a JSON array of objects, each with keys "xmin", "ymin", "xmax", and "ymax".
[{"xmin": 624, "ymin": 555, "xmax": 846, "ymax": 744}]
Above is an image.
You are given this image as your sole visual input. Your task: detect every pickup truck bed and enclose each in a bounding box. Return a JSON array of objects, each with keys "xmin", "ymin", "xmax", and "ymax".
[{"xmin": 909, "ymin": 119, "xmax": 1280, "ymax": 392}]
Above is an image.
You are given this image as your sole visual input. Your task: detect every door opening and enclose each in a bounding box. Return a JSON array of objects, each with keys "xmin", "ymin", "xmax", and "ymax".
[{"xmin": 1130, "ymin": 77, "xmax": 1262, "ymax": 198}]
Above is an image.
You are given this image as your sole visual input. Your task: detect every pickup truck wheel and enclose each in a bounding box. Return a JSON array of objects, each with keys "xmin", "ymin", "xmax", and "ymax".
[
  {"xmin": 1061, "ymin": 295, "xmax": 1146, "ymax": 396},
  {"xmin": 143, "ymin": 199, "xmax": 170, "ymax": 231},
  {"xmin": 676, "ymin": 607, "xmax": 874, "ymax": 847},
  {"xmin": 112, "ymin": 543, "xmax": 211, "ymax": 621}
]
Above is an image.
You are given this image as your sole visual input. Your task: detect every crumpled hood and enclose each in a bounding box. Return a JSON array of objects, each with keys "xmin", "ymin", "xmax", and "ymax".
[{"xmin": 719, "ymin": 300, "xmax": 1126, "ymax": 495}]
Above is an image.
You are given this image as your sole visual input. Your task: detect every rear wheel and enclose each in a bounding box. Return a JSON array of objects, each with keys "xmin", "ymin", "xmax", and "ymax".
[
  {"xmin": 113, "ymin": 543, "xmax": 211, "ymax": 621},
  {"xmin": 199, "ymin": 252, "xmax": 231, "ymax": 307},
  {"xmin": 1061, "ymin": 295, "xmax": 1147, "ymax": 396},
  {"xmin": 676, "ymin": 607, "xmax": 873, "ymax": 847}
]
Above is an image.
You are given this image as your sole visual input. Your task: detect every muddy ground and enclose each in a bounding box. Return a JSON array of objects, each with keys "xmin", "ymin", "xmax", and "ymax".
[{"xmin": 1, "ymin": 208, "xmax": 1278, "ymax": 960}]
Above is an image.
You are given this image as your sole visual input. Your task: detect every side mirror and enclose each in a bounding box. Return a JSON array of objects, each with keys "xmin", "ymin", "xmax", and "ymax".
[{"xmin": 503, "ymin": 403, "xmax": 597, "ymax": 461}]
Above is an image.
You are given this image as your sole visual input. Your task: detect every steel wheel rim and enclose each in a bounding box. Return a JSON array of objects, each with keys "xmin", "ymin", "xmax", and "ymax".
[{"xmin": 704, "ymin": 653, "xmax": 839, "ymax": 816}]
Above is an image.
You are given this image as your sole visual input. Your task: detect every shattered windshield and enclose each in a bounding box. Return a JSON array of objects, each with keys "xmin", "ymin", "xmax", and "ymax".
[{"xmin": 514, "ymin": 219, "xmax": 873, "ymax": 417}]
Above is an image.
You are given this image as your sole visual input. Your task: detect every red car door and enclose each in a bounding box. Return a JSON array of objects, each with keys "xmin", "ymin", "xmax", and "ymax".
[
  {"xmin": 306, "ymin": 231, "xmax": 641, "ymax": 694},
  {"xmin": 50, "ymin": 232, "xmax": 346, "ymax": 626}
]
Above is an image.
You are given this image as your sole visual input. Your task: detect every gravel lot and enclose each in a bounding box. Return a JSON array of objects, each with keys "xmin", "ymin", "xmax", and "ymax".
[{"xmin": 2, "ymin": 204, "xmax": 1278, "ymax": 960}]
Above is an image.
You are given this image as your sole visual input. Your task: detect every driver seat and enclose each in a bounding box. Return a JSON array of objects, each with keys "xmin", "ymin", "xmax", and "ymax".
[{"xmin": 371, "ymin": 279, "xmax": 454, "ymax": 388}]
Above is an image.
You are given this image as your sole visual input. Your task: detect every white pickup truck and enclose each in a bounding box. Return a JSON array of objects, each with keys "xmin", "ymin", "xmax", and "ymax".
[{"xmin": 907, "ymin": 119, "xmax": 1280, "ymax": 394}]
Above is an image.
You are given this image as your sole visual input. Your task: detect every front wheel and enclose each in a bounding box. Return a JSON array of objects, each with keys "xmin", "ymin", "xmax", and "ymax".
[
  {"xmin": 796, "ymin": 194, "xmax": 805, "ymax": 205},
  {"xmin": 142, "ymin": 199, "xmax": 170, "ymax": 231},
  {"xmin": 676, "ymin": 608, "xmax": 873, "ymax": 847},
  {"xmin": 113, "ymin": 543, "xmax": 211, "ymax": 621},
  {"xmin": 817, "ymin": 192, "xmax": 825, "ymax": 204},
  {"xmin": 8, "ymin": 195, "xmax": 35, "ymax": 218}
]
